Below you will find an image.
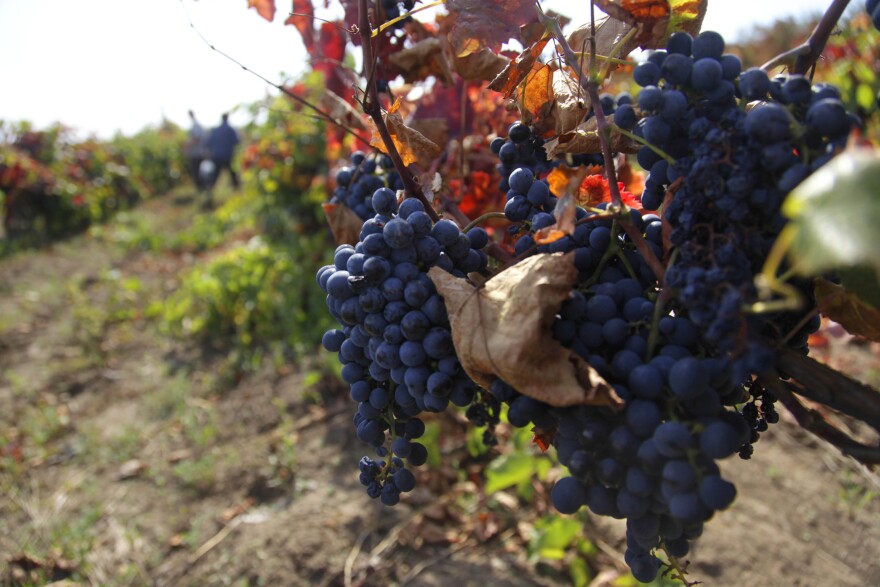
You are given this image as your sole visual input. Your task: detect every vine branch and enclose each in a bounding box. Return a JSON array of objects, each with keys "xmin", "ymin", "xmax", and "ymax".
[
  {"xmin": 537, "ymin": 4, "xmax": 666, "ymax": 286},
  {"xmin": 761, "ymin": 0, "xmax": 852, "ymax": 75},
  {"xmin": 760, "ymin": 375, "xmax": 880, "ymax": 467},
  {"xmin": 357, "ymin": 0, "xmax": 440, "ymax": 222}
]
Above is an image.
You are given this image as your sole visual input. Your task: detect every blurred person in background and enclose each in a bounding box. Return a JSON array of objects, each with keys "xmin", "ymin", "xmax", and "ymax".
[
  {"xmin": 184, "ymin": 110, "xmax": 207, "ymax": 193},
  {"xmin": 204, "ymin": 112, "xmax": 241, "ymax": 205}
]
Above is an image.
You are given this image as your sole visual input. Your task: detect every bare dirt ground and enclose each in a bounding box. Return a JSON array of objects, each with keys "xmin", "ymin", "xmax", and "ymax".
[{"xmin": 1, "ymin": 192, "xmax": 879, "ymax": 587}]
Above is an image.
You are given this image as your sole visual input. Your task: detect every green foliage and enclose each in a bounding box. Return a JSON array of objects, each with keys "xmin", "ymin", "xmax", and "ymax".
[
  {"xmin": 783, "ymin": 148, "xmax": 880, "ymax": 278},
  {"xmin": 161, "ymin": 233, "xmax": 333, "ymax": 371},
  {"xmin": 485, "ymin": 417, "xmax": 553, "ymax": 499},
  {"xmin": 111, "ymin": 121, "xmax": 187, "ymax": 196},
  {"xmin": 0, "ymin": 119, "xmax": 186, "ymax": 250},
  {"xmin": 159, "ymin": 76, "xmax": 333, "ymax": 370}
]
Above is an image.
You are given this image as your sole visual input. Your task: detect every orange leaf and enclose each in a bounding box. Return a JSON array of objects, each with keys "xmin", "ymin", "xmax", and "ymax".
[
  {"xmin": 368, "ymin": 97, "xmax": 442, "ymax": 168},
  {"xmin": 488, "ymin": 38, "xmax": 550, "ymax": 97},
  {"xmin": 521, "ymin": 64, "xmax": 553, "ymax": 118},
  {"xmin": 248, "ymin": 0, "xmax": 276, "ymax": 22}
]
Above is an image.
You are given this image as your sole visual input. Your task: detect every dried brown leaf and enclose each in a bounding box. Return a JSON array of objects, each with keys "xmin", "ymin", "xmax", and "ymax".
[
  {"xmin": 815, "ymin": 278, "xmax": 880, "ymax": 343},
  {"xmin": 368, "ymin": 98, "xmax": 442, "ymax": 167},
  {"xmin": 428, "ymin": 254, "xmax": 622, "ymax": 408},
  {"xmin": 322, "ymin": 202, "xmax": 363, "ymax": 246},
  {"xmin": 534, "ymin": 177, "xmax": 584, "ymax": 245},
  {"xmin": 389, "ymin": 38, "xmax": 455, "ymax": 86},
  {"xmin": 409, "ymin": 118, "xmax": 450, "ymax": 152},
  {"xmin": 543, "ymin": 116, "xmax": 640, "ymax": 159},
  {"xmin": 446, "ymin": 0, "xmax": 540, "ymax": 57},
  {"xmin": 549, "ymin": 68, "xmax": 590, "ymax": 137},
  {"xmin": 321, "ymin": 90, "xmax": 368, "ymax": 132},
  {"xmin": 453, "ymin": 48, "xmax": 511, "ymax": 81},
  {"xmin": 567, "ymin": 18, "xmax": 636, "ymax": 75}
]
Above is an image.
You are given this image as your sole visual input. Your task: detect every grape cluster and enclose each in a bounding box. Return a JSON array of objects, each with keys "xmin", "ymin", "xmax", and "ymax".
[
  {"xmin": 330, "ymin": 152, "xmax": 403, "ymax": 220},
  {"xmin": 490, "ymin": 122, "xmax": 554, "ymax": 196},
  {"xmin": 317, "ymin": 189, "xmax": 495, "ymax": 503},
  {"xmin": 629, "ymin": 30, "xmax": 845, "ymax": 372},
  {"xmin": 477, "ymin": 203, "xmax": 760, "ymax": 581}
]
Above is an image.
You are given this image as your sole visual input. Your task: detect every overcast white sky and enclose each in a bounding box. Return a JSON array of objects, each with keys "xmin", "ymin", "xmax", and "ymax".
[{"xmin": 0, "ymin": 0, "xmax": 838, "ymax": 139}]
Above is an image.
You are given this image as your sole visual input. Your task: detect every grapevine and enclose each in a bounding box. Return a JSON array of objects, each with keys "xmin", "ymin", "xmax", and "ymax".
[{"xmin": 302, "ymin": 0, "xmax": 880, "ymax": 583}]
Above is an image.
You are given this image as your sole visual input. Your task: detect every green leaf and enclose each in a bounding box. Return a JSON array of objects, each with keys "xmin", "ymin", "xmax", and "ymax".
[
  {"xmin": 530, "ymin": 515, "xmax": 583, "ymax": 556},
  {"xmin": 782, "ymin": 147, "xmax": 880, "ymax": 276},
  {"xmin": 568, "ymin": 556, "xmax": 591, "ymax": 587},
  {"xmin": 815, "ymin": 278, "xmax": 880, "ymax": 342},
  {"xmin": 484, "ymin": 453, "xmax": 537, "ymax": 494}
]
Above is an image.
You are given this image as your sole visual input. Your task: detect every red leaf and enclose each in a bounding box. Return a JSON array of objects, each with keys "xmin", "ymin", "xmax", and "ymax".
[
  {"xmin": 248, "ymin": 0, "xmax": 276, "ymax": 22},
  {"xmin": 284, "ymin": 0, "xmax": 316, "ymax": 53},
  {"xmin": 446, "ymin": 0, "xmax": 541, "ymax": 57},
  {"xmin": 550, "ymin": 172, "xmax": 642, "ymax": 210}
]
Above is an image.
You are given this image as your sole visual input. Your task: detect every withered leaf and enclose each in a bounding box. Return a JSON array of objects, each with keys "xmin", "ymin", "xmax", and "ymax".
[
  {"xmin": 549, "ymin": 68, "xmax": 590, "ymax": 137},
  {"xmin": 321, "ymin": 90, "xmax": 368, "ymax": 132},
  {"xmin": 488, "ymin": 38, "xmax": 550, "ymax": 96},
  {"xmin": 428, "ymin": 253, "xmax": 622, "ymax": 408},
  {"xmin": 389, "ymin": 38, "xmax": 455, "ymax": 86},
  {"xmin": 815, "ymin": 277, "xmax": 880, "ymax": 343},
  {"xmin": 409, "ymin": 118, "xmax": 450, "ymax": 151},
  {"xmin": 566, "ymin": 0, "xmax": 705, "ymax": 66},
  {"xmin": 446, "ymin": 0, "xmax": 540, "ymax": 57},
  {"xmin": 368, "ymin": 98, "xmax": 442, "ymax": 168},
  {"xmin": 454, "ymin": 48, "xmax": 511, "ymax": 82},
  {"xmin": 534, "ymin": 171, "xmax": 587, "ymax": 245},
  {"xmin": 543, "ymin": 116, "xmax": 640, "ymax": 159},
  {"xmin": 322, "ymin": 202, "xmax": 363, "ymax": 246}
]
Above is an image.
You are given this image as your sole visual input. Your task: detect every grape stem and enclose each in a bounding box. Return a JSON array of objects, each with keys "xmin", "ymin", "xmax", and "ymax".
[
  {"xmin": 759, "ymin": 374, "xmax": 880, "ymax": 466},
  {"xmin": 537, "ymin": 4, "xmax": 667, "ymax": 287},
  {"xmin": 613, "ymin": 125, "xmax": 676, "ymax": 165},
  {"xmin": 357, "ymin": 0, "xmax": 440, "ymax": 222},
  {"xmin": 760, "ymin": 0, "xmax": 852, "ymax": 75},
  {"xmin": 463, "ymin": 212, "xmax": 508, "ymax": 233}
]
